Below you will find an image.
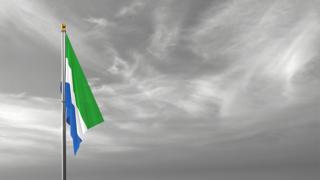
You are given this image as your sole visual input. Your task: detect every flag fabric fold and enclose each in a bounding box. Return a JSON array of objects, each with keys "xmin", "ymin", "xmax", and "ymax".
[{"xmin": 65, "ymin": 34, "xmax": 104, "ymax": 154}]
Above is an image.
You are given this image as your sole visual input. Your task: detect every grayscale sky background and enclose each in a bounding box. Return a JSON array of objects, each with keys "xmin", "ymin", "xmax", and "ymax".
[{"xmin": 0, "ymin": 0, "xmax": 319, "ymax": 180}]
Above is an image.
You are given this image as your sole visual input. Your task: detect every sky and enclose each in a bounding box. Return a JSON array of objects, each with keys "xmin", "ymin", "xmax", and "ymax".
[{"xmin": 0, "ymin": 0, "xmax": 319, "ymax": 180}]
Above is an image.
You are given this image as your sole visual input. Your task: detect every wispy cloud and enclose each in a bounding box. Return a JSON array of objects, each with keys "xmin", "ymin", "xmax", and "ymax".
[
  {"xmin": 0, "ymin": 93, "xmax": 142, "ymax": 165},
  {"xmin": 84, "ymin": 17, "xmax": 114, "ymax": 28},
  {"xmin": 147, "ymin": 6, "xmax": 180, "ymax": 58},
  {"xmin": 0, "ymin": 0, "xmax": 60, "ymax": 47},
  {"xmin": 0, "ymin": 93, "xmax": 59, "ymax": 166},
  {"xmin": 116, "ymin": 1, "xmax": 145, "ymax": 17},
  {"xmin": 1, "ymin": 0, "xmax": 319, "ymax": 177},
  {"xmin": 0, "ymin": 0, "xmax": 113, "ymax": 74},
  {"xmin": 186, "ymin": 0, "xmax": 320, "ymax": 116}
]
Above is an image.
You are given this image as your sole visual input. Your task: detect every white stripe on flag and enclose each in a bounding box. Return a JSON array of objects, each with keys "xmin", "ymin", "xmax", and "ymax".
[{"xmin": 66, "ymin": 58, "xmax": 88, "ymax": 139}]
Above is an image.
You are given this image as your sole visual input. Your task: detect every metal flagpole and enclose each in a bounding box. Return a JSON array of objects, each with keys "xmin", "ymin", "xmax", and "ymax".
[{"xmin": 61, "ymin": 23, "xmax": 67, "ymax": 180}]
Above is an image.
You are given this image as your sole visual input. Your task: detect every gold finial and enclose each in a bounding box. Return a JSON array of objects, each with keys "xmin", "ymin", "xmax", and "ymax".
[{"xmin": 61, "ymin": 23, "xmax": 66, "ymax": 32}]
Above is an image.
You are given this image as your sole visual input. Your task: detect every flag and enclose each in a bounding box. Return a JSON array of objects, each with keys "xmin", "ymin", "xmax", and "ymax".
[{"xmin": 65, "ymin": 34, "xmax": 104, "ymax": 154}]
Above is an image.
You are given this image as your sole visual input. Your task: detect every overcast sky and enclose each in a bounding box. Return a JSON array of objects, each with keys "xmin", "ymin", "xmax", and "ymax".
[{"xmin": 0, "ymin": 0, "xmax": 319, "ymax": 180}]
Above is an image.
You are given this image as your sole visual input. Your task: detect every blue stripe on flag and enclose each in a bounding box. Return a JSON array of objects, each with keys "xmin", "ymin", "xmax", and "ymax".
[{"xmin": 65, "ymin": 82, "xmax": 82, "ymax": 154}]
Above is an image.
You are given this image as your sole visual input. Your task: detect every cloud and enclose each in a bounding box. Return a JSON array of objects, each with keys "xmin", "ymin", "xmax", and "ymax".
[
  {"xmin": 0, "ymin": 92, "xmax": 143, "ymax": 166},
  {"xmin": 108, "ymin": 55, "xmax": 131, "ymax": 76},
  {"xmin": 0, "ymin": 0, "xmax": 60, "ymax": 47},
  {"xmin": 147, "ymin": 6, "xmax": 180, "ymax": 58},
  {"xmin": 184, "ymin": 0, "xmax": 320, "ymax": 116},
  {"xmin": 116, "ymin": 1, "xmax": 145, "ymax": 17},
  {"xmin": 1, "ymin": 0, "xmax": 320, "ymax": 179},
  {"xmin": 0, "ymin": 0, "xmax": 113, "ymax": 74},
  {"xmin": 0, "ymin": 93, "xmax": 60, "ymax": 166},
  {"xmin": 84, "ymin": 17, "xmax": 114, "ymax": 28}
]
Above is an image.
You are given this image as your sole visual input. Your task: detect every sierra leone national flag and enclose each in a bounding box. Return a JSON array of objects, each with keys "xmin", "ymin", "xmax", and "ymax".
[{"xmin": 65, "ymin": 35, "xmax": 104, "ymax": 154}]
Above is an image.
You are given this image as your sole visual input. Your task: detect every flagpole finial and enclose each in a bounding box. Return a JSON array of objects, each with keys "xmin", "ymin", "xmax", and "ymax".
[{"xmin": 61, "ymin": 23, "xmax": 66, "ymax": 32}]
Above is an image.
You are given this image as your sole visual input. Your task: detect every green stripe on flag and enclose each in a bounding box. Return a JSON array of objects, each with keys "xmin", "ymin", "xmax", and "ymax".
[{"xmin": 65, "ymin": 35, "xmax": 104, "ymax": 129}]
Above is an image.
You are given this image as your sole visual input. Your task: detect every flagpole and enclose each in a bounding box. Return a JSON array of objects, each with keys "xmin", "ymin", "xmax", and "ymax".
[{"xmin": 61, "ymin": 23, "xmax": 67, "ymax": 180}]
